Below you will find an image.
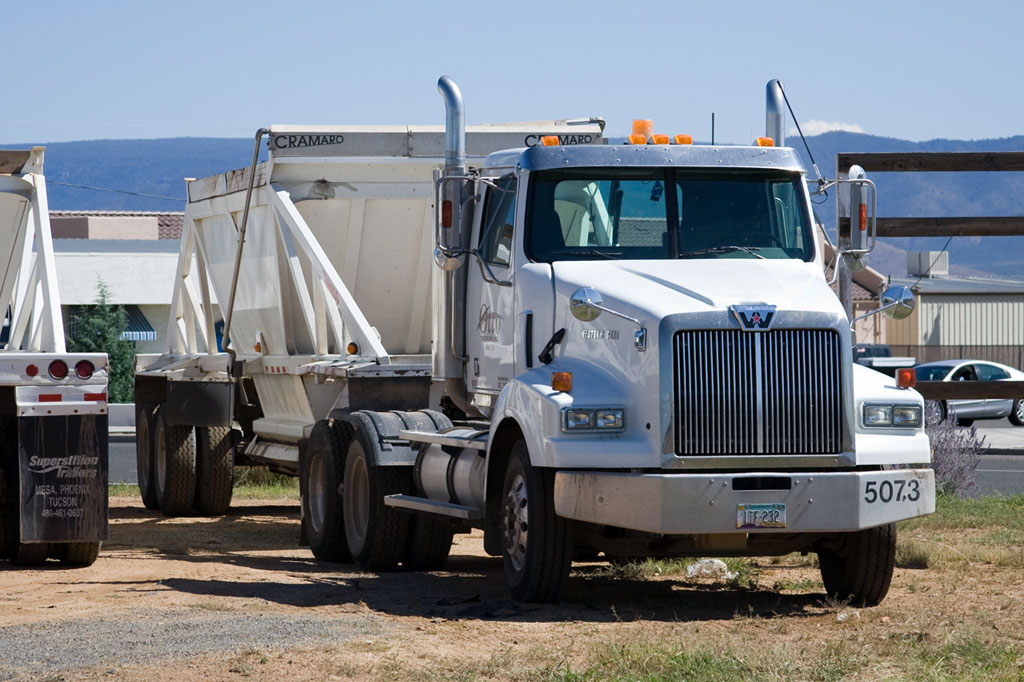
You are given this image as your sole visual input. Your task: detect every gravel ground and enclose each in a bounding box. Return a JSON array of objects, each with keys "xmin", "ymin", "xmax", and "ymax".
[{"xmin": 0, "ymin": 608, "xmax": 382, "ymax": 680}]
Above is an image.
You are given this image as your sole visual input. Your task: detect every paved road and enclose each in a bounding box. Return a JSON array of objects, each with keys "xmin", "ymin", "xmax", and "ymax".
[
  {"xmin": 975, "ymin": 421, "xmax": 1024, "ymax": 496},
  {"xmin": 107, "ymin": 421, "xmax": 1024, "ymax": 494},
  {"xmin": 109, "ymin": 439, "xmax": 137, "ymax": 485}
]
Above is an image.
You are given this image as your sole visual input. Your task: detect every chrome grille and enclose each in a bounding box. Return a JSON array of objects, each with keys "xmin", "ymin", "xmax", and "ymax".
[{"xmin": 673, "ymin": 329, "xmax": 842, "ymax": 455}]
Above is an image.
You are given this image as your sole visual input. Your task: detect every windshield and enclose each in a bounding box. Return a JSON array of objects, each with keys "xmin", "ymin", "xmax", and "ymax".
[
  {"xmin": 915, "ymin": 365, "xmax": 954, "ymax": 381},
  {"xmin": 525, "ymin": 168, "xmax": 814, "ymax": 262}
]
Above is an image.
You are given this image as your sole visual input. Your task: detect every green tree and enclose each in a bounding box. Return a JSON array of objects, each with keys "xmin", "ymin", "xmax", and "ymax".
[{"xmin": 67, "ymin": 281, "xmax": 134, "ymax": 403}]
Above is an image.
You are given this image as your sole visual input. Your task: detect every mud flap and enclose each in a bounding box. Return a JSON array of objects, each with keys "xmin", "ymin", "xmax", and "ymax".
[{"xmin": 18, "ymin": 414, "xmax": 108, "ymax": 543}]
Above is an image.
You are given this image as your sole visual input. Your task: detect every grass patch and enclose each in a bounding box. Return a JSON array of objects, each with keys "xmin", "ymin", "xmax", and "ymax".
[
  {"xmin": 109, "ymin": 482, "xmax": 140, "ymax": 498},
  {"xmin": 901, "ymin": 494, "xmax": 1024, "ymax": 568},
  {"xmin": 896, "ymin": 539, "xmax": 931, "ymax": 569},
  {"xmin": 549, "ymin": 642, "xmax": 754, "ymax": 682},
  {"xmin": 903, "ymin": 494, "xmax": 1024, "ymax": 536},
  {"xmin": 595, "ymin": 556, "xmax": 756, "ymax": 589},
  {"xmin": 109, "ymin": 469, "xmax": 299, "ymax": 501}
]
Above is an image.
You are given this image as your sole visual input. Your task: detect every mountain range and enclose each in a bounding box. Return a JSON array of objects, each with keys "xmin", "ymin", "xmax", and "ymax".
[{"xmin": 4, "ymin": 133, "xmax": 1023, "ymax": 279}]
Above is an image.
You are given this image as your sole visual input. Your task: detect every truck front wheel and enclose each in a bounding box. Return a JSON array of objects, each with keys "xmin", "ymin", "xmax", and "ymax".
[
  {"xmin": 342, "ymin": 430, "xmax": 408, "ymax": 571},
  {"xmin": 818, "ymin": 523, "xmax": 897, "ymax": 607},
  {"xmin": 301, "ymin": 421, "xmax": 351, "ymax": 562},
  {"xmin": 501, "ymin": 440, "xmax": 572, "ymax": 603}
]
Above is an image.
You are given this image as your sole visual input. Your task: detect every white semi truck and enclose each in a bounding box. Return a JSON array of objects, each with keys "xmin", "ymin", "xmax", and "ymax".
[
  {"xmin": 0, "ymin": 148, "xmax": 109, "ymax": 566},
  {"xmin": 136, "ymin": 78, "xmax": 934, "ymax": 604}
]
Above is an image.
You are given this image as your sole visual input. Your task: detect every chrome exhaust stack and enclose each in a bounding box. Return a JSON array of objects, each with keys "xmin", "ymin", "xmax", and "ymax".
[
  {"xmin": 438, "ymin": 75, "xmax": 466, "ymax": 176},
  {"xmin": 766, "ymin": 79, "xmax": 785, "ymax": 147}
]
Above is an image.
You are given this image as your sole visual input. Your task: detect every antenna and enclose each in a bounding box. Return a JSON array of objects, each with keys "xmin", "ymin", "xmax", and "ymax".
[{"xmin": 711, "ymin": 113, "xmax": 715, "ymax": 145}]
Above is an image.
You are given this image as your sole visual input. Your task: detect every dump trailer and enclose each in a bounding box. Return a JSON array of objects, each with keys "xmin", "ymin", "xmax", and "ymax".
[
  {"xmin": 137, "ymin": 78, "xmax": 934, "ymax": 604},
  {"xmin": 0, "ymin": 148, "xmax": 108, "ymax": 567}
]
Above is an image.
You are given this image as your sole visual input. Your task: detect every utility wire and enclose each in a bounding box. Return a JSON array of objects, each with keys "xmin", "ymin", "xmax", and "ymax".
[{"xmin": 48, "ymin": 180, "xmax": 183, "ymax": 202}]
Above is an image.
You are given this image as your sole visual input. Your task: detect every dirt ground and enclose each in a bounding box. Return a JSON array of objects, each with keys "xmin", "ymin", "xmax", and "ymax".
[{"xmin": 1, "ymin": 496, "xmax": 1023, "ymax": 681}]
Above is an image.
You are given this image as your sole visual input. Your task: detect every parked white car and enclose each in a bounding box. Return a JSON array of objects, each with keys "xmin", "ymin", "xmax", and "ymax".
[{"xmin": 915, "ymin": 360, "xmax": 1024, "ymax": 427}]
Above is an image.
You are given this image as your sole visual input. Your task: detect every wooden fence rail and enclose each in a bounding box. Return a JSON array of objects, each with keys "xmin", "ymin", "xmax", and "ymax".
[{"xmin": 913, "ymin": 381, "xmax": 1024, "ymax": 400}]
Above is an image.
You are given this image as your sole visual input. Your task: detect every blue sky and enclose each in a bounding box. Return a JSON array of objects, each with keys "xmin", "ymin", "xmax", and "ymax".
[{"xmin": 2, "ymin": 0, "xmax": 1020, "ymax": 144}]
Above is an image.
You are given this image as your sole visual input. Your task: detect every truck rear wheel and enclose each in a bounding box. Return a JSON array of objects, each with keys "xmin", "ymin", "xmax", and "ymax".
[
  {"xmin": 818, "ymin": 523, "xmax": 897, "ymax": 607},
  {"xmin": 60, "ymin": 541, "xmax": 101, "ymax": 567},
  {"xmin": 501, "ymin": 440, "xmax": 572, "ymax": 603},
  {"xmin": 135, "ymin": 402, "xmax": 159, "ymax": 510},
  {"xmin": 402, "ymin": 516, "xmax": 454, "ymax": 571},
  {"xmin": 342, "ymin": 429, "xmax": 408, "ymax": 571},
  {"xmin": 301, "ymin": 421, "xmax": 352, "ymax": 562},
  {"xmin": 194, "ymin": 426, "xmax": 234, "ymax": 515},
  {"xmin": 154, "ymin": 413, "xmax": 196, "ymax": 516}
]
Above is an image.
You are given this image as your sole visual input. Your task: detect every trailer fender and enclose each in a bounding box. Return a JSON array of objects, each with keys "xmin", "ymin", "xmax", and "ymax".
[
  {"xmin": 163, "ymin": 381, "xmax": 234, "ymax": 428},
  {"xmin": 332, "ymin": 410, "xmax": 449, "ymax": 467}
]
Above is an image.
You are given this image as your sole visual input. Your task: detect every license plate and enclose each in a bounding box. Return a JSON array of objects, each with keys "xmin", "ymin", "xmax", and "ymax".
[{"xmin": 736, "ymin": 503, "xmax": 786, "ymax": 529}]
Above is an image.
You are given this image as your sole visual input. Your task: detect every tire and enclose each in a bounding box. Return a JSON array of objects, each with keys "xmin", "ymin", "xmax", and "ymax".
[
  {"xmin": 924, "ymin": 400, "xmax": 946, "ymax": 427},
  {"xmin": 135, "ymin": 402, "xmax": 159, "ymax": 510},
  {"xmin": 402, "ymin": 516, "xmax": 454, "ymax": 571},
  {"xmin": 501, "ymin": 440, "xmax": 573, "ymax": 603},
  {"xmin": 818, "ymin": 523, "xmax": 897, "ymax": 607},
  {"xmin": 1, "ymin": 468, "xmax": 50, "ymax": 566},
  {"xmin": 60, "ymin": 542, "xmax": 101, "ymax": 567},
  {"xmin": 194, "ymin": 426, "xmax": 234, "ymax": 515},
  {"xmin": 956, "ymin": 418, "xmax": 974, "ymax": 428},
  {"xmin": 301, "ymin": 421, "xmax": 352, "ymax": 563},
  {"xmin": 10, "ymin": 542, "xmax": 49, "ymax": 567},
  {"xmin": 154, "ymin": 413, "xmax": 196, "ymax": 516},
  {"xmin": 342, "ymin": 426, "xmax": 409, "ymax": 571},
  {"xmin": 1010, "ymin": 399, "xmax": 1024, "ymax": 427}
]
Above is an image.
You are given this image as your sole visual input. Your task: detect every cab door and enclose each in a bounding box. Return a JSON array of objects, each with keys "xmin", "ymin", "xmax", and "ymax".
[{"xmin": 464, "ymin": 175, "xmax": 517, "ymax": 399}]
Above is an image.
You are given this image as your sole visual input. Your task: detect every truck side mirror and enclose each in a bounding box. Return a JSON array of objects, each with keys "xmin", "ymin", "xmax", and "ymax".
[
  {"xmin": 880, "ymin": 285, "xmax": 915, "ymax": 320},
  {"xmin": 570, "ymin": 287, "xmax": 603, "ymax": 321},
  {"xmin": 836, "ymin": 164, "xmax": 877, "ymax": 261}
]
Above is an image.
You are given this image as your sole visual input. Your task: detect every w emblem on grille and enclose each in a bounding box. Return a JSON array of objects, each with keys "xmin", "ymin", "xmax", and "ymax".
[{"xmin": 731, "ymin": 304, "xmax": 777, "ymax": 331}]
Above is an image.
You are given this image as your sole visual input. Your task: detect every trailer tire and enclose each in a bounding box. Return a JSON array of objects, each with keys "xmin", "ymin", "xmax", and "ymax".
[
  {"xmin": 501, "ymin": 440, "xmax": 573, "ymax": 603},
  {"xmin": 195, "ymin": 426, "xmax": 234, "ymax": 516},
  {"xmin": 154, "ymin": 413, "xmax": 196, "ymax": 516},
  {"xmin": 402, "ymin": 516, "xmax": 454, "ymax": 571},
  {"xmin": 10, "ymin": 542, "xmax": 49, "ymax": 566},
  {"xmin": 301, "ymin": 421, "xmax": 352, "ymax": 563},
  {"xmin": 342, "ymin": 426, "xmax": 408, "ymax": 571},
  {"xmin": 1, "ymin": 468, "xmax": 49, "ymax": 566},
  {"xmin": 135, "ymin": 402, "xmax": 159, "ymax": 510},
  {"xmin": 60, "ymin": 541, "xmax": 101, "ymax": 567},
  {"xmin": 818, "ymin": 523, "xmax": 897, "ymax": 607}
]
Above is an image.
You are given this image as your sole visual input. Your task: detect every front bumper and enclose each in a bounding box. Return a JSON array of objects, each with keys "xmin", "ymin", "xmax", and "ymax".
[{"xmin": 553, "ymin": 468, "xmax": 935, "ymax": 535}]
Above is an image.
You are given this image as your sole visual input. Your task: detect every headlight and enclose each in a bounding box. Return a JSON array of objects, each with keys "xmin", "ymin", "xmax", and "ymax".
[
  {"xmin": 864, "ymin": 405, "xmax": 892, "ymax": 426},
  {"xmin": 893, "ymin": 405, "xmax": 922, "ymax": 427},
  {"xmin": 562, "ymin": 408, "xmax": 625, "ymax": 433},
  {"xmin": 863, "ymin": 403, "xmax": 921, "ymax": 428},
  {"xmin": 565, "ymin": 409, "xmax": 595, "ymax": 430}
]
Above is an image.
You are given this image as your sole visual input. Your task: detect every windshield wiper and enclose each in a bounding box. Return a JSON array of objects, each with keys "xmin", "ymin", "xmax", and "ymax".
[
  {"xmin": 546, "ymin": 249, "xmax": 623, "ymax": 260},
  {"xmin": 678, "ymin": 245, "xmax": 766, "ymax": 260}
]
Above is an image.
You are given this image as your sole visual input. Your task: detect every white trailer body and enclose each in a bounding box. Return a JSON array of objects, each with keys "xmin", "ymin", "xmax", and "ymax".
[
  {"xmin": 139, "ymin": 79, "xmax": 934, "ymax": 605},
  {"xmin": 0, "ymin": 148, "xmax": 109, "ymax": 567}
]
